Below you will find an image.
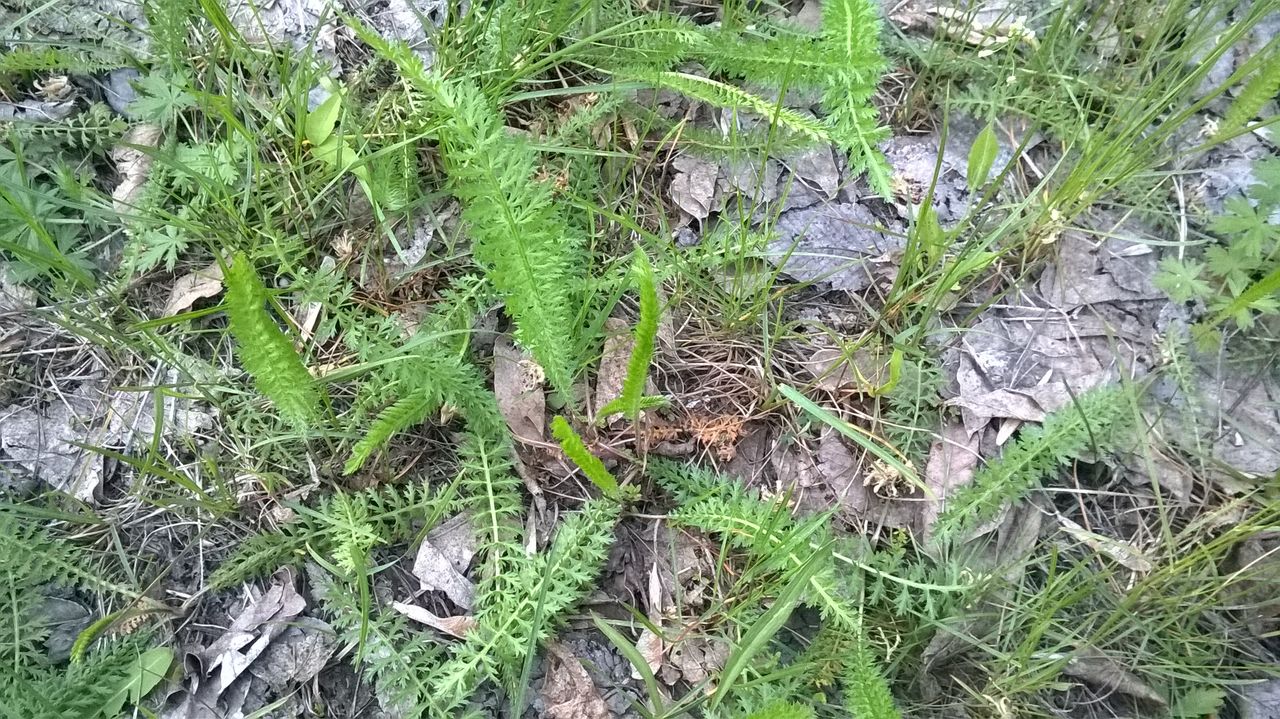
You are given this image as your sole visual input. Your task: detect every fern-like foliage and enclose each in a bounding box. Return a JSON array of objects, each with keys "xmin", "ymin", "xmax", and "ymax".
[
  {"xmin": 309, "ymin": 565, "xmax": 451, "ymax": 717},
  {"xmin": 551, "ymin": 415, "xmax": 620, "ymax": 497},
  {"xmin": 209, "ymin": 482, "xmax": 453, "ymax": 589},
  {"xmin": 426, "ymin": 498, "xmax": 621, "ymax": 712},
  {"xmin": 686, "ymin": 0, "xmax": 891, "ymax": 194},
  {"xmin": 740, "ymin": 701, "xmax": 815, "ymax": 719},
  {"xmin": 0, "ymin": 507, "xmax": 163, "ymax": 719},
  {"xmin": 651, "ymin": 460, "xmax": 903, "ymax": 717},
  {"xmin": 0, "ymin": 45, "xmax": 122, "ymax": 73},
  {"xmin": 933, "ymin": 386, "xmax": 1131, "ymax": 539},
  {"xmin": 351, "ymin": 24, "xmax": 582, "ymax": 393},
  {"xmin": 223, "ymin": 252, "xmax": 323, "ymax": 427},
  {"xmin": 844, "ymin": 638, "xmax": 902, "ymax": 719},
  {"xmin": 1219, "ymin": 49, "xmax": 1280, "ymax": 138},
  {"xmin": 344, "ymin": 349, "xmax": 495, "ymax": 475},
  {"xmin": 627, "ymin": 69, "xmax": 832, "ymax": 145},
  {"xmin": 0, "ymin": 635, "xmax": 157, "ymax": 719},
  {"xmin": 597, "ymin": 250, "xmax": 666, "ymax": 422}
]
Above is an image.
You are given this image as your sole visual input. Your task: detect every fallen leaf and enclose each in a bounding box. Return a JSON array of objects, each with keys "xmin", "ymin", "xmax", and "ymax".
[
  {"xmin": 765, "ymin": 202, "xmax": 903, "ymax": 292},
  {"xmin": 542, "ymin": 642, "xmax": 610, "ymax": 719},
  {"xmin": 1058, "ymin": 517, "xmax": 1154, "ymax": 572},
  {"xmin": 720, "ymin": 156, "xmax": 780, "ymax": 203},
  {"xmin": 669, "ymin": 154, "xmax": 720, "ymax": 220},
  {"xmin": 920, "ymin": 421, "xmax": 981, "ymax": 539},
  {"xmin": 633, "ymin": 626, "xmax": 665, "ymax": 681},
  {"xmin": 246, "ymin": 616, "xmax": 337, "ymax": 690},
  {"xmin": 1059, "ymin": 646, "xmax": 1167, "ymax": 708},
  {"xmin": 782, "ymin": 146, "xmax": 840, "ymax": 199},
  {"xmin": 669, "ymin": 635, "xmax": 729, "ymax": 690},
  {"xmin": 202, "ymin": 569, "xmax": 307, "ymax": 690},
  {"xmin": 425, "ymin": 514, "xmax": 478, "ymax": 574},
  {"xmin": 412, "ymin": 517, "xmax": 476, "ymax": 610},
  {"xmin": 0, "ymin": 382, "xmax": 212, "ymax": 501},
  {"xmin": 391, "ymin": 602, "xmax": 476, "ymax": 639},
  {"xmin": 493, "ymin": 336, "xmax": 546, "ymax": 443},
  {"xmin": 163, "ymin": 261, "xmax": 224, "ymax": 317},
  {"xmin": 1237, "ymin": 678, "xmax": 1280, "ymax": 719},
  {"xmin": 593, "ymin": 317, "xmax": 632, "ymax": 421},
  {"xmin": 112, "ymin": 123, "xmax": 163, "ymax": 214},
  {"xmin": 799, "ymin": 345, "xmax": 892, "ymax": 393}
]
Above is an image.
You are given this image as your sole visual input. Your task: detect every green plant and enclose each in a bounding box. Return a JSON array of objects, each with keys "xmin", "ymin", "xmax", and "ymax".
[
  {"xmin": 933, "ymin": 386, "xmax": 1131, "ymax": 539},
  {"xmin": 650, "ymin": 459, "xmax": 903, "ymax": 718},
  {"xmin": 551, "ymin": 415, "xmax": 621, "ymax": 497},
  {"xmin": 0, "ymin": 507, "xmax": 168, "ymax": 719},
  {"xmin": 1156, "ymin": 157, "xmax": 1280, "ymax": 331},
  {"xmin": 222, "ymin": 252, "xmax": 325, "ymax": 427},
  {"xmin": 597, "ymin": 250, "xmax": 667, "ymax": 422},
  {"xmin": 209, "ymin": 481, "xmax": 455, "ymax": 589}
]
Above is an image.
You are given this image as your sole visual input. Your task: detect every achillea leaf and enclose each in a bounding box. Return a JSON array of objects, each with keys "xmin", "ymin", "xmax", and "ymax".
[
  {"xmin": 933, "ymin": 385, "xmax": 1130, "ymax": 539},
  {"xmin": 223, "ymin": 252, "xmax": 322, "ymax": 427},
  {"xmin": 1218, "ymin": 50, "xmax": 1280, "ymax": 138},
  {"xmin": 844, "ymin": 638, "xmax": 902, "ymax": 719},
  {"xmin": 551, "ymin": 415, "xmax": 620, "ymax": 497},
  {"xmin": 597, "ymin": 251, "xmax": 666, "ymax": 422}
]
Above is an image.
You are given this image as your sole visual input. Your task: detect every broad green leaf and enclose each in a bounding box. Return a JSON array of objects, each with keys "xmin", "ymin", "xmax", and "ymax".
[
  {"xmin": 101, "ymin": 646, "xmax": 174, "ymax": 717},
  {"xmin": 311, "ymin": 135, "xmax": 370, "ymax": 183},
  {"xmin": 914, "ymin": 203, "xmax": 945, "ymax": 267},
  {"xmin": 305, "ymin": 91, "xmax": 343, "ymax": 146},
  {"xmin": 966, "ymin": 121, "xmax": 999, "ymax": 193}
]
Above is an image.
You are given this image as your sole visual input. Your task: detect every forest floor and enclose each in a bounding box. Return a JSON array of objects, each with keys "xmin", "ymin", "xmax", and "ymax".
[{"xmin": 1, "ymin": 0, "xmax": 1279, "ymax": 717}]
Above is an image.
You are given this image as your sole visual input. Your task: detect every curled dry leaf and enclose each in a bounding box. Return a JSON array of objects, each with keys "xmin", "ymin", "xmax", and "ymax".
[
  {"xmin": 669, "ymin": 154, "xmax": 720, "ymax": 221},
  {"xmin": 391, "ymin": 602, "xmax": 476, "ymax": 640},
  {"xmin": 493, "ymin": 336, "xmax": 546, "ymax": 443},
  {"xmin": 1060, "ymin": 646, "xmax": 1167, "ymax": 708},
  {"xmin": 1058, "ymin": 517, "xmax": 1154, "ymax": 572},
  {"xmin": 633, "ymin": 626, "xmax": 665, "ymax": 681},
  {"xmin": 542, "ymin": 642, "xmax": 610, "ymax": 719},
  {"xmin": 411, "ymin": 516, "xmax": 476, "ymax": 610},
  {"xmin": 669, "ymin": 635, "xmax": 729, "ymax": 690},
  {"xmin": 164, "ymin": 261, "xmax": 224, "ymax": 317},
  {"xmin": 112, "ymin": 123, "xmax": 163, "ymax": 215}
]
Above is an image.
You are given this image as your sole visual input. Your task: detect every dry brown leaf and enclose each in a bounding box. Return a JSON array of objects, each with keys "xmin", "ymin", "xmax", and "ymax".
[
  {"xmin": 542, "ymin": 642, "xmax": 610, "ymax": 719},
  {"xmin": 633, "ymin": 627, "xmax": 665, "ymax": 680},
  {"xmin": 411, "ymin": 516, "xmax": 476, "ymax": 609},
  {"xmin": 163, "ymin": 261, "xmax": 224, "ymax": 317},
  {"xmin": 669, "ymin": 636, "xmax": 729, "ymax": 691},
  {"xmin": 202, "ymin": 568, "xmax": 307, "ymax": 691},
  {"xmin": 688, "ymin": 414, "xmax": 745, "ymax": 461},
  {"xmin": 799, "ymin": 346, "xmax": 892, "ymax": 393},
  {"xmin": 391, "ymin": 602, "xmax": 476, "ymax": 639},
  {"xmin": 669, "ymin": 154, "xmax": 720, "ymax": 220},
  {"xmin": 593, "ymin": 317, "xmax": 632, "ymax": 421},
  {"xmin": 112, "ymin": 123, "xmax": 163, "ymax": 215},
  {"xmin": 920, "ymin": 421, "xmax": 981, "ymax": 539},
  {"xmin": 1060, "ymin": 646, "xmax": 1167, "ymax": 708},
  {"xmin": 493, "ymin": 336, "xmax": 546, "ymax": 443}
]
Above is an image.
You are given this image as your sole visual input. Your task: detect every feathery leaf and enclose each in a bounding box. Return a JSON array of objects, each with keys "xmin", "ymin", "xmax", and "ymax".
[{"xmin": 223, "ymin": 252, "xmax": 322, "ymax": 427}]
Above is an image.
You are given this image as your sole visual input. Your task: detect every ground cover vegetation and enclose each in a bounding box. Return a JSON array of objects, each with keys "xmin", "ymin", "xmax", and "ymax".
[{"xmin": 0, "ymin": 0, "xmax": 1278, "ymax": 716}]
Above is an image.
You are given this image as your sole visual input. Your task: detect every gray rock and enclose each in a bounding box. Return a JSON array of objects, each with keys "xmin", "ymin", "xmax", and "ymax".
[
  {"xmin": 1240, "ymin": 678, "xmax": 1280, "ymax": 719},
  {"xmin": 103, "ymin": 68, "xmax": 141, "ymax": 117}
]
